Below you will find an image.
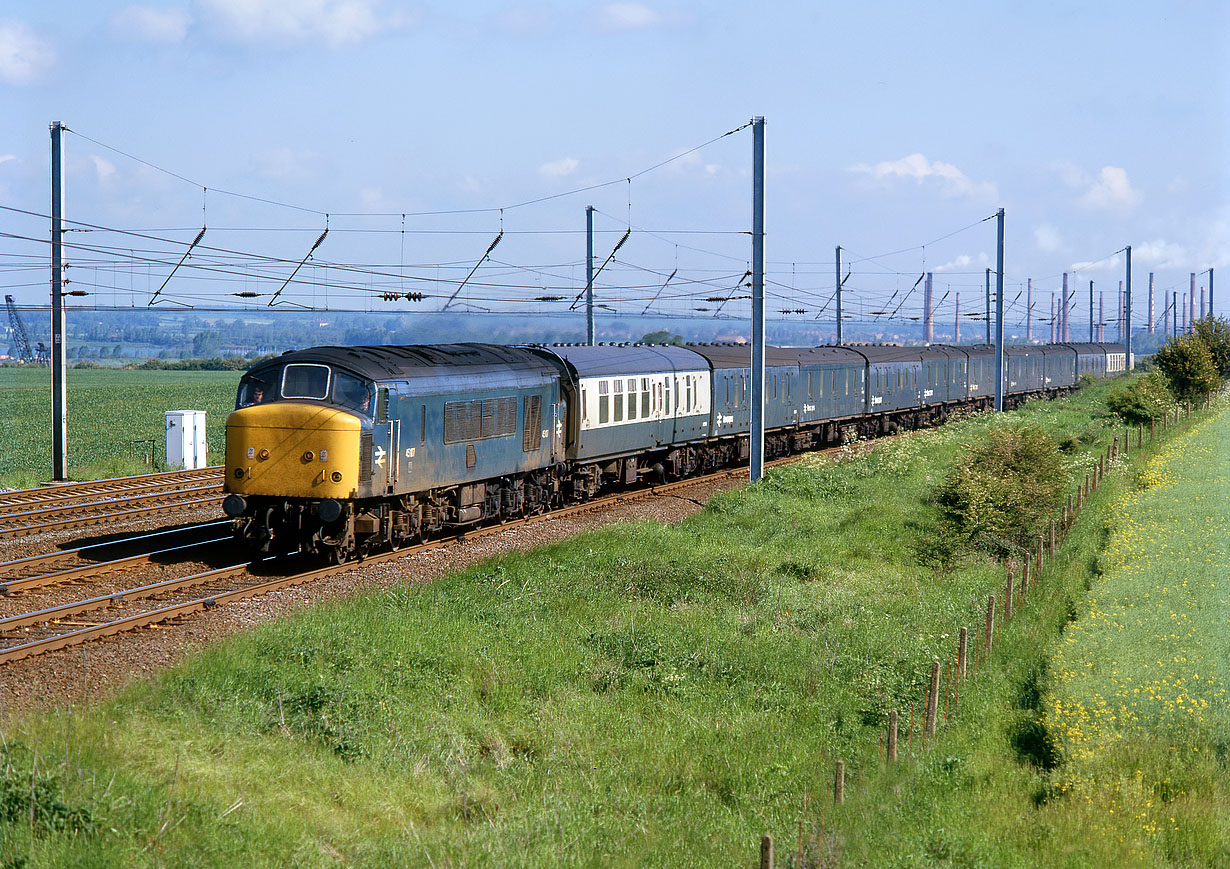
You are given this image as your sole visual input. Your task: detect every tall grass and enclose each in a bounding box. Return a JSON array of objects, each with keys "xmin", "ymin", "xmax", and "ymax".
[{"xmin": 0, "ymin": 377, "xmax": 1222, "ymax": 866}]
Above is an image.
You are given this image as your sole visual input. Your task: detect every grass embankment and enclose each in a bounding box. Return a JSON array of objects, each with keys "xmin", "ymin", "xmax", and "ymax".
[
  {"xmin": 1041, "ymin": 404, "xmax": 1230, "ymax": 862},
  {"xmin": 0, "ymin": 368, "xmax": 239, "ymax": 487},
  {"xmin": 0, "ymin": 379, "xmax": 1224, "ymax": 866}
]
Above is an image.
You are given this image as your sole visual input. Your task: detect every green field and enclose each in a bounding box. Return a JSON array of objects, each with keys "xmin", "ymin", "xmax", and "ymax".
[
  {"xmin": 0, "ymin": 367, "xmax": 240, "ymax": 487},
  {"xmin": 0, "ymin": 378, "xmax": 1224, "ymax": 866}
]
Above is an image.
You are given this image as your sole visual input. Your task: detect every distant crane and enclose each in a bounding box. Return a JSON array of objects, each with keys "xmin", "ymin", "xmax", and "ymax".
[{"xmin": 4, "ymin": 295, "xmax": 47, "ymax": 366}]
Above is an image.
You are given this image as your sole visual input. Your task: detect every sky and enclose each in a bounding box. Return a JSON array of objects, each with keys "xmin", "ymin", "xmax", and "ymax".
[{"xmin": 1, "ymin": 0, "xmax": 1227, "ymax": 341}]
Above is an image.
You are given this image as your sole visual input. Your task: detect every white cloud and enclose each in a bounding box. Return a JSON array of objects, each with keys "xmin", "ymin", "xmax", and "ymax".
[
  {"xmin": 1069, "ymin": 254, "xmax": 1122, "ymax": 273},
  {"xmin": 539, "ymin": 157, "xmax": 579, "ymax": 179},
  {"xmin": 932, "ymin": 252, "xmax": 989, "ymax": 273},
  {"xmin": 198, "ymin": 0, "xmax": 407, "ymax": 46},
  {"xmin": 1078, "ymin": 166, "xmax": 1140, "ymax": 211},
  {"xmin": 0, "ymin": 19, "xmax": 54, "ymax": 85},
  {"xmin": 1132, "ymin": 239, "xmax": 1188, "ymax": 269},
  {"xmin": 847, "ymin": 153, "xmax": 998, "ymax": 201},
  {"xmin": 1034, "ymin": 224, "xmax": 1062, "ymax": 254},
  {"xmin": 112, "ymin": 6, "xmax": 192, "ymax": 43},
  {"xmin": 90, "ymin": 156, "xmax": 118, "ymax": 185},
  {"xmin": 0, "ymin": 154, "xmax": 16, "ymax": 166},
  {"xmin": 597, "ymin": 3, "xmax": 661, "ymax": 30}
]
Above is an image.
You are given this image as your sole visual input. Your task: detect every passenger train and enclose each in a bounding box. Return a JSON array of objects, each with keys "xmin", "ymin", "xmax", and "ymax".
[{"xmin": 222, "ymin": 340, "xmax": 1126, "ymax": 561}]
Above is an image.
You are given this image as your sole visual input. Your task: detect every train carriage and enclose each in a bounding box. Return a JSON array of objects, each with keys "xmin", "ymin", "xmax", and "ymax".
[
  {"xmin": 797, "ymin": 346, "xmax": 867, "ymax": 424},
  {"xmin": 1041, "ymin": 344, "xmax": 1078, "ymax": 391},
  {"xmin": 856, "ymin": 346, "xmax": 920, "ymax": 414},
  {"xmin": 526, "ymin": 343, "xmax": 713, "ymax": 489},
  {"xmin": 961, "ymin": 344, "xmax": 996, "ymax": 402}
]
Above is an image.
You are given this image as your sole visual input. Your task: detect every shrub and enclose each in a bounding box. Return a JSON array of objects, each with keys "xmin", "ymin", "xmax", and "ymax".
[
  {"xmin": 1191, "ymin": 314, "xmax": 1230, "ymax": 378},
  {"xmin": 1106, "ymin": 370, "xmax": 1175, "ymax": 424},
  {"xmin": 932, "ymin": 424, "xmax": 1067, "ymax": 559},
  {"xmin": 1152, "ymin": 333, "xmax": 1220, "ymax": 403}
]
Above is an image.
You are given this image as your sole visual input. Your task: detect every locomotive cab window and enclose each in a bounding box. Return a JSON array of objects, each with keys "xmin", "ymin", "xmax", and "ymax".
[
  {"xmin": 282, "ymin": 363, "xmax": 330, "ymax": 400},
  {"xmin": 236, "ymin": 376, "xmax": 272, "ymax": 409},
  {"xmin": 331, "ymin": 370, "xmax": 375, "ymax": 415}
]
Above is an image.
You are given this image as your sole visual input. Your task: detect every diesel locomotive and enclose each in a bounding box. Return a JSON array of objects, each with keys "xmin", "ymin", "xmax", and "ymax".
[{"xmin": 222, "ymin": 340, "xmax": 1126, "ymax": 562}]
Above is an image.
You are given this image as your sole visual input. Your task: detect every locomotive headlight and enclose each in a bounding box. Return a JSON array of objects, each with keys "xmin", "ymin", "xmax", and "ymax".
[
  {"xmin": 330, "ymin": 471, "xmax": 343, "ymax": 483},
  {"xmin": 233, "ymin": 468, "xmax": 245, "ymax": 480},
  {"xmin": 318, "ymin": 498, "xmax": 343, "ymax": 524},
  {"xmin": 258, "ymin": 448, "xmax": 270, "ymax": 460},
  {"xmin": 302, "ymin": 450, "xmax": 315, "ymax": 463}
]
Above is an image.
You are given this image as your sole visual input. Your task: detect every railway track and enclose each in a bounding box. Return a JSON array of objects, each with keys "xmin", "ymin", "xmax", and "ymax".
[
  {"xmin": 0, "ymin": 467, "xmax": 224, "ymax": 539},
  {"xmin": 0, "ymin": 521, "xmax": 233, "ymax": 595},
  {"xmin": 0, "ymin": 465, "xmax": 767, "ymax": 666}
]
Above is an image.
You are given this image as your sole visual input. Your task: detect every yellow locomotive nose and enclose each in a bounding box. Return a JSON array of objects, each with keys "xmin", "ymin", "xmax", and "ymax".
[{"xmin": 224, "ymin": 403, "xmax": 361, "ymax": 499}]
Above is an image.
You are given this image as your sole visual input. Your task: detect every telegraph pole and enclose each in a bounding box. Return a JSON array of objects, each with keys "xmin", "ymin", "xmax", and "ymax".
[
  {"xmin": 50, "ymin": 121, "xmax": 68, "ymax": 482},
  {"xmin": 1125, "ymin": 245, "xmax": 1133, "ymax": 369},
  {"xmin": 984, "ymin": 268, "xmax": 991, "ymax": 344},
  {"xmin": 749, "ymin": 116, "xmax": 765, "ymax": 482},
  {"xmin": 994, "ymin": 208, "xmax": 1005, "ymax": 412},
  {"xmin": 585, "ymin": 205, "xmax": 595, "ymax": 346},
  {"xmin": 835, "ymin": 245, "xmax": 842, "ymax": 345},
  {"xmin": 1210, "ymin": 268, "xmax": 1215, "ymax": 315}
]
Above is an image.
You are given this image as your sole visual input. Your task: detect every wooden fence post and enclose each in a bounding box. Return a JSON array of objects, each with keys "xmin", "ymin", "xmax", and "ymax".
[
  {"xmin": 1004, "ymin": 569, "xmax": 1014, "ymax": 620},
  {"xmin": 761, "ymin": 833, "xmax": 774, "ymax": 869},
  {"xmin": 985, "ymin": 595, "xmax": 995, "ymax": 654},
  {"xmin": 887, "ymin": 710, "xmax": 898, "ymax": 761},
  {"xmin": 1137, "ymin": 422, "xmax": 1143, "ymax": 448},
  {"xmin": 924, "ymin": 660, "xmax": 940, "ymax": 739},
  {"xmin": 958, "ymin": 627, "xmax": 968, "ymax": 679}
]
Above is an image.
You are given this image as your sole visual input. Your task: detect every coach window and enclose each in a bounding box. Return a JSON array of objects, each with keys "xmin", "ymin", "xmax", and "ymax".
[
  {"xmin": 598, "ymin": 381, "xmax": 610, "ymax": 424},
  {"xmin": 642, "ymin": 378, "xmax": 650, "ymax": 418},
  {"xmin": 664, "ymin": 380, "xmax": 671, "ymax": 415},
  {"xmin": 613, "ymin": 380, "xmax": 624, "ymax": 422},
  {"xmin": 375, "ymin": 388, "xmax": 389, "ymax": 422}
]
